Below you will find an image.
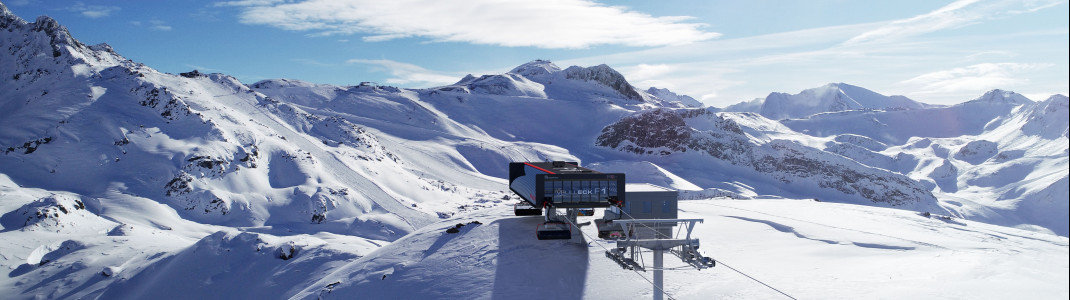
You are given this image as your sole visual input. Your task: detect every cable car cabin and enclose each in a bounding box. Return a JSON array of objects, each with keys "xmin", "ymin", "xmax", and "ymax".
[
  {"xmin": 508, "ymin": 161, "xmax": 625, "ymax": 209},
  {"xmin": 509, "ymin": 161, "xmax": 626, "ymax": 240}
]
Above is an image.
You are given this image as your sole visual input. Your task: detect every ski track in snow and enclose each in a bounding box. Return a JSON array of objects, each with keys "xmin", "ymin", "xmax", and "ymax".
[
  {"xmin": 703, "ymin": 203, "xmax": 947, "ymax": 250},
  {"xmin": 0, "ymin": 4, "xmax": 1066, "ymax": 298}
]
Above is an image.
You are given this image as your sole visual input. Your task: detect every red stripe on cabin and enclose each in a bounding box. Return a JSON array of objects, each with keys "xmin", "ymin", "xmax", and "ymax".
[{"xmin": 523, "ymin": 162, "xmax": 555, "ymax": 174}]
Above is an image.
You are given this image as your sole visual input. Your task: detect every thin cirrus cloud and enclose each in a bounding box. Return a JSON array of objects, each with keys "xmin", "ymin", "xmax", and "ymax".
[
  {"xmin": 346, "ymin": 59, "xmax": 461, "ymax": 86},
  {"xmin": 65, "ymin": 3, "xmax": 120, "ymax": 18},
  {"xmin": 571, "ymin": 0, "xmax": 1064, "ymax": 106},
  {"xmin": 844, "ymin": 0, "xmax": 1063, "ymax": 45},
  {"xmin": 899, "ymin": 62, "xmax": 1051, "ymax": 94},
  {"xmin": 148, "ymin": 20, "xmax": 172, "ymax": 31},
  {"xmin": 219, "ymin": 0, "xmax": 721, "ymax": 48},
  {"xmin": 130, "ymin": 20, "xmax": 173, "ymax": 31}
]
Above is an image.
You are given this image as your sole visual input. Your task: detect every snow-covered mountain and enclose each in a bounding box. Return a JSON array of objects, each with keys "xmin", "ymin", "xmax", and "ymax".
[
  {"xmin": 250, "ymin": 65, "xmax": 1066, "ymax": 234},
  {"xmin": 645, "ymin": 87, "xmax": 705, "ymax": 108},
  {"xmin": 782, "ymin": 89, "xmax": 1037, "ymax": 144},
  {"xmin": 0, "ymin": 3, "xmax": 1066, "ymax": 299},
  {"xmin": 0, "ymin": 3, "xmax": 514, "ymax": 240},
  {"xmin": 724, "ymin": 83, "xmax": 928, "ymax": 120},
  {"xmin": 773, "ymin": 89, "xmax": 1067, "ymax": 235},
  {"xmin": 594, "ymin": 108, "xmax": 942, "ymax": 212},
  {"xmin": 434, "ymin": 59, "xmax": 700, "ymax": 108}
]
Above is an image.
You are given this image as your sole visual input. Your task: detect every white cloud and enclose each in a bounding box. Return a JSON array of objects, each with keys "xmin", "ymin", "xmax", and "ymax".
[
  {"xmin": 347, "ymin": 59, "xmax": 460, "ymax": 87},
  {"xmin": 132, "ymin": 20, "xmax": 172, "ymax": 31},
  {"xmin": 224, "ymin": 0, "xmax": 720, "ymax": 48},
  {"xmin": 610, "ymin": 62, "xmax": 747, "ymax": 107},
  {"xmin": 562, "ymin": 23, "xmax": 887, "ymax": 107},
  {"xmin": 899, "ymin": 62, "xmax": 1050, "ymax": 94},
  {"xmin": 616, "ymin": 64, "xmax": 677, "ymax": 86},
  {"xmin": 561, "ymin": 0, "xmax": 1066, "ymax": 107},
  {"xmin": 67, "ymin": 3, "xmax": 120, "ymax": 18},
  {"xmin": 215, "ymin": 0, "xmax": 286, "ymax": 6},
  {"xmin": 149, "ymin": 20, "xmax": 172, "ymax": 31},
  {"xmin": 81, "ymin": 9, "xmax": 114, "ymax": 18},
  {"xmin": 845, "ymin": 0, "xmax": 1063, "ymax": 45}
]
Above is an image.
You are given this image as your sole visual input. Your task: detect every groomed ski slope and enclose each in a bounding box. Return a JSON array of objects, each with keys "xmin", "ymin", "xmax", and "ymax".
[{"xmin": 292, "ymin": 200, "xmax": 1069, "ymax": 299}]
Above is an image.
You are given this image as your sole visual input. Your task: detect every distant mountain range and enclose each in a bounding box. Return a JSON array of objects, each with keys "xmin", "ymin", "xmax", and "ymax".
[
  {"xmin": 722, "ymin": 82, "xmax": 931, "ymax": 120},
  {"xmin": 0, "ymin": 2, "xmax": 1066, "ymax": 298}
]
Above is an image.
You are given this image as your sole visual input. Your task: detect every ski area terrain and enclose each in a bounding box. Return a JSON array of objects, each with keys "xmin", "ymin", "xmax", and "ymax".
[{"xmin": 0, "ymin": 2, "xmax": 1066, "ymax": 299}]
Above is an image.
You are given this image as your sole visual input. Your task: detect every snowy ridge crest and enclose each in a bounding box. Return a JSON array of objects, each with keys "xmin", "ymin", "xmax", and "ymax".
[
  {"xmin": 432, "ymin": 60, "xmax": 646, "ymax": 102},
  {"xmin": 0, "ymin": 5, "xmax": 128, "ymax": 72},
  {"xmin": 562, "ymin": 64, "xmax": 643, "ymax": 101},
  {"xmin": 0, "ymin": 194, "xmax": 114, "ymax": 233},
  {"xmin": 0, "ymin": 4, "xmax": 1067, "ymax": 298},
  {"xmin": 596, "ymin": 108, "xmax": 941, "ymax": 208},
  {"xmin": 508, "ymin": 59, "xmax": 561, "ymax": 78},
  {"xmin": 725, "ymin": 83, "xmax": 926, "ymax": 119},
  {"xmin": 968, "ymin": 89, "xmax": 1033, "ymax": 105},
  {"xmin": 646, "ymin": 87, "xmax": 704, "ymax": 108},
  {"xmin": 1021, "ymin": 94, "xmax": 1069, "ymax": 138}
]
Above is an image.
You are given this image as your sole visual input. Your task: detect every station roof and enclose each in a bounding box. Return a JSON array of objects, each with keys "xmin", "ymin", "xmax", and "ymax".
[
  {"xmin": 522, "ymin": 161, "xmax": 601, "ymax": 175},
  {"xmin": 625, "ymin": 183, "xmax": 676, "ymax": 192}
]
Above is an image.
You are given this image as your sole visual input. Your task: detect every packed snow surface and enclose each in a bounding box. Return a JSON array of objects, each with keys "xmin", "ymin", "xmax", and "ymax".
[
  {"xmin": 277, "ymin": 202, "xmax": 1069, "ymax": 299},
  {"xmin": 0, "ymin": 2, "xmax": 1067, "ymax": 298}
]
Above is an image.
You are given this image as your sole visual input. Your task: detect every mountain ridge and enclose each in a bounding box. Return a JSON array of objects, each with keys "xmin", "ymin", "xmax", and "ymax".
[
  {"xmin": 1, "ymin": 3, "xmax": 1065, "ymax": 235},
  {"xmin": 722, "ymin": 82, "xmax": 929, "ymax": 120},
  {"xmin": 0, "ymin": 4, "xmax": 1066, "ymax": 298}
]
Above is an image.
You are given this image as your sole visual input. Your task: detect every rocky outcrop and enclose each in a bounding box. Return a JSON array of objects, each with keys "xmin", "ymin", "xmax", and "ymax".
[
  {"xmin": 596, "ymin": 109, "xmax": 690, "ymax": 155},
  {"xmin": 597, "ymin": 109, "xmax": 939, "ymax": 207},
  {"xmin": 563, "ymin": 64, "xmax": 642, "ymax": 101}
]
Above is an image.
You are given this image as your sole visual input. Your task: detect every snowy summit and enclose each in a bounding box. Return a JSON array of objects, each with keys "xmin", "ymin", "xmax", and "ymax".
[{"xmin": 0, "ymin": 2, "xmax": 1066, "ymax": 299}]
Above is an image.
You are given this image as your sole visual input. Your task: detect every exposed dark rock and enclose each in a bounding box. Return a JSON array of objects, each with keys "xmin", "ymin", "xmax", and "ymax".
[
  {"xmin": 445, "ymin": 221, "xmax": 482, "ymax": 234},
  {"xmin": 597, "ymin": 109, "xmax": 936, "ymax": 206},
  {"xmin": 564, "ymin": 64, "xmax": 642, "ymax": 101},
  {"xmin": 165, "ymin": 173, "xmax": 193, "ymax": 197},
  {"xmin": 179, "ymin": 70, "xmax": 204, "ymax": 78},
  {"xmin": 596, "ymin": 109, "xmax": 690, "ymax": 155}
]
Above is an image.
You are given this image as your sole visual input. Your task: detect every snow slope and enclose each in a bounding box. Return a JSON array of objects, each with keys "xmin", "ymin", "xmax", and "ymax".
[
  {"xmin": 0, "ymin": 2, "xmax": 1067, "ymax": 298},
  {"xmin": 3, "ymin": 170, "xmax": 1066, "ymax": 299},
  {"xmin": 288, "ymin": 201, "xmax": 1068, "ymax": 299},
  {"xmin": 0, "ymin": 172, "xmax": 385, "ymax": 299},
  {"xmin": 723, "ymin": 83, "xmax": 928, "ymax": 120},
  {"xmin": 4, "ymin": 0, "xmax": 1065, "ymax": 235},
  {"xmin": 594, "ymin": 108, "xmax": 944, "ymax": 212},
  {"xmin": 0, "ymin": 4, "xmax": 515, "ymax": 240},
  {"xmin": 774, "ymin": 90, "xmax": 1068, "ymax": 235},
  {"xmin": 646, "ymin": 87, "xmax": 705, "ymax": 108},
  {"xmin": 782, "ymin": 89, "xmax": 1034, "ymax": 145}
]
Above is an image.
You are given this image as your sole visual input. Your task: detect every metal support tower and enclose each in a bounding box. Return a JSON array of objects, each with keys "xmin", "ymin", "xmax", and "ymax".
[{"xmin": 605, "ymin": 219, "xmax": 715, "ymax": 300}]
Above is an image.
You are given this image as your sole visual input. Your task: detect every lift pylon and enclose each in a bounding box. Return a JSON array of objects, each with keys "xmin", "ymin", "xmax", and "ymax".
[{"xmin": 604, "ymin": 219, "xmax": 715, "ymax": 300}]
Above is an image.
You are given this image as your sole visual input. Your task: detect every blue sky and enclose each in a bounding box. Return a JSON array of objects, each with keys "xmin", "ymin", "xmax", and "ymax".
[{"xmin": 5, "ymin": 0, "xmax": 1068, "ymax": 107}]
